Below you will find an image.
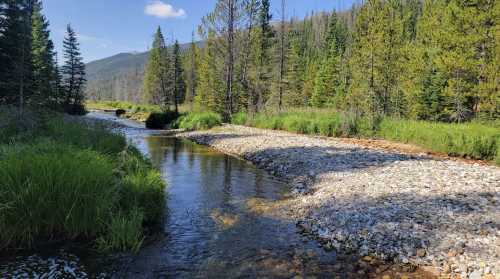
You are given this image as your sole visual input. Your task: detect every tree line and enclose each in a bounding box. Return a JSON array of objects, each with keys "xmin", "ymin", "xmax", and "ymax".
[
  {"xmin": 160, "ymin": 0, "xmax": 498, "ymax": 123},
  {"xmin": 0, "ymin": 0, "xmax": 86, "ymax": 114}
]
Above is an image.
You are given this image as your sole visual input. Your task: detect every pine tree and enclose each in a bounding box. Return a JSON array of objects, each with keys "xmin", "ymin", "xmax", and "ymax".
[
  {"xmin": 195, "ymin": 31, "xmax": 223, "ymax": 113},
  {"xmin": 185, "ymin": 32, "xmax": 199, "ymax": 110},
  {"xmin": 31, "ymin": 0, "xmax": 57, "ymax": 107},
  {"xmin": 143, "ymin": 26, "xmax": 171, "ymax": 108},
  {"xmin": 284, "ymin": 23, "xmax": 305, "ymax": 106},
  {"xmin": 311, "ymin": 11, "xmax": 348, "ymax": 108},
  {"xmin": 256, "ymin": 0, "xmax": 273, "ymax": 111},
  {"xmin": 0, "ymin": 0, "xmax": 34, "ymax": 110},
  {"xmin": 201, "ymin": 0, "xmax": 245, "ymax": 121},
  {"xmin": 172, "ymin": 40, "xmax": 185, "ymax": 114},
  {"xmin": 61, "ymin": 24, "xmax": 86, "ymax": 114}
]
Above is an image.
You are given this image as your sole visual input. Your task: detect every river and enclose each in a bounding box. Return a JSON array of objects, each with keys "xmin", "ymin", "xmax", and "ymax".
[{"xmin": 0, "ymin": 112, "xmax": 350, "ymax": 278}]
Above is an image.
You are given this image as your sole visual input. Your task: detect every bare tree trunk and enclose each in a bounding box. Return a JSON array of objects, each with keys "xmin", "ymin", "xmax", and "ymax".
[{"xmin": 278, "ymin": 0, "xmax": 286, "ymax": 112}]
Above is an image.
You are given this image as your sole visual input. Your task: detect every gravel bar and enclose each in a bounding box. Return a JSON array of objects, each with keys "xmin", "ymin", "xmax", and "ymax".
[{"xmin": 176, "ymin": 124, "xmax": 500, "ymax": 279}]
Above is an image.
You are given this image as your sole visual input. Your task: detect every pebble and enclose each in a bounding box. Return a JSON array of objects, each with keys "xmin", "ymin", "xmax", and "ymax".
[{"xmin": 177, "ymin": 124, "xmax": 500, "ymax": 278}]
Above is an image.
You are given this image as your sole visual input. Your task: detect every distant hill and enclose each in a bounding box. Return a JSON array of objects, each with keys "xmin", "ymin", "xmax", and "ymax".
[{"xmin": 85, "ymin": 42, "xmax": 199, "ymax": 103}]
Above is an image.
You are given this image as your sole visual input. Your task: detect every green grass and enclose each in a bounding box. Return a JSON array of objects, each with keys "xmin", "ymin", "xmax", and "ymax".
[
  {"xmin": 0, "ymin": 109, "xmax": 166, "ymax": 252},
  {"xmin": 378, "ymin": 119, "xmax": 499, "ymax": 161},
  {"xmin": 175, "ymin": 112, "xmax": 222, "ymax": 130},
  {"xmin": 234, "ymin": 109, "xmax": 500, "ymax": 165},
  {"xmin": 86, "ymin": 101, "xmax": 162, "ymax": 113}
]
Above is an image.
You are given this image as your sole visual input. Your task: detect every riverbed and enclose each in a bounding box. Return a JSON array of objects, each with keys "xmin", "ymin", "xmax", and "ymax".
[{"xmin": 0, "ymin": 113, "xmax": 355, "ymax": 278}]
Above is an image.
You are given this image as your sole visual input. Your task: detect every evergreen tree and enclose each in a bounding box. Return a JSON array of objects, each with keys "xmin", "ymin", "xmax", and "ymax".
[
  {"xmin": 256, "ymin": 0, "xmax": 273, "ymax": 111},
  {"xmin": 195, "ymin": 31, "xmax": 223, "ymax": 113},
  {"xmin": 284, "ymin": 23, "xmax": 305, "ymax": 106},
  {"xmin": 61, "ymin": 24, "xmax": 86, "ymax": 114},
  {"xmin": 172, "ymin": 40, "xmax": 185, "ymax": 114},
  {"xmin": 0, "ymin": 0, "xmax": 34, "ymax": 110},
  {"xmin": 311, "ymin": 11, "xmax": 348, "ymax": 108},
  {"xmin": 185, "ymin": 32, "xmax": 199, "ymax": 109},
  {"xmin": 31, "ymin": 0, "xmax": 57, "ymax": 107},
  {"xmin": 143, "ymin": 26, "xmax": 171, "ymax": 108}
]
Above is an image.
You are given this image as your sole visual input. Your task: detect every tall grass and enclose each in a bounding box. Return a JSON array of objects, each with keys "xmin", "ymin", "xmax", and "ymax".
[
  {"xmin": 175, "ymin": 112, "xmax": 222, "ymax": 130},
  {"xmin": 378, "ymin": 119, "xmax": 499, "ymax": 161},
  {"xmin": 0, "ymin": 112, "xmax": 166, "ymax": 252},
  {"xmin": 0, "ymin": 142, "xmax": 117, "ymax": 248},
  {"xmin": 234, "ymin": 109, "xmax": 499, "ymax": 165}
]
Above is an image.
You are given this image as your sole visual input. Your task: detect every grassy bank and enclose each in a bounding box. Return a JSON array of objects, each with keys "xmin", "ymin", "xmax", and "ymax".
[
  {"xmin": 175, "ymin": 112, "xmax": 222, "ymax": 131},
  {"xmin": 86, "ymin": 101, "xmax": 161, "ymax": 122},
  {"xmin": 0, "ymin": 108, "xmax": 166, "ymax": 252},
  {"xmin": 232, "ymin": 109, "xmax": 500, "ymax": 165}
]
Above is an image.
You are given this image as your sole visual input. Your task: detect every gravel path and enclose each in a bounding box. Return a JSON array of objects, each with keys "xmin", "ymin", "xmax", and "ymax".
[{"xmin": 176, "ymin": 125, "xmax": 500, "ymax": 279}]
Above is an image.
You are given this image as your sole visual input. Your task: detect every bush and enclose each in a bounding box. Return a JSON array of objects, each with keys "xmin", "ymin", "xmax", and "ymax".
[
  {"xmin": 175, "ymin": 112, "xmax": 222, "ymax": 130},
  {"xmin": 145, "ymin": 111, "xmax": 180, "ymax": 129},
  {"xmin": 116, "ymin": 109, "xmax": 126, "ymax": 116}
]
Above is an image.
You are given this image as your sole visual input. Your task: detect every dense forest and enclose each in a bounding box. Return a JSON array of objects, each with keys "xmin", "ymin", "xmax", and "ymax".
[
  {"xmin": 171, "ymin": 0, "xmax": 498, "ymax": 123},
  {"xmin": 0, "ymin": 0, "xmax": 87, "ymax": 114}
]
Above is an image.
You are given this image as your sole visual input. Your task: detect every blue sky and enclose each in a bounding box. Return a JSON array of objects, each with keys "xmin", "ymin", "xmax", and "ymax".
[{"xmin": 43, "ymin": 0, "xmax": 356, "ymax": 63}]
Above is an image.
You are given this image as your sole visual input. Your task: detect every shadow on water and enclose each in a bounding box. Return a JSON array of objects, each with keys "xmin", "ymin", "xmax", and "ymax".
[{"xmin": 117, "ymin": 136, "xmax": 342, "ymax": 278}]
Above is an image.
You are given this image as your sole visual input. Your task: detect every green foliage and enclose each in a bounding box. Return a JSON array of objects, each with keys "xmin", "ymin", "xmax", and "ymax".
[
  {"xmin": 176, "ymin": 112, "xmax": 222, "ymax": 130},
  {"xmin": 62, "ymin": 24, "xmax": 86, "ymax": 114},
  {"xmin": 239, "ymin": 109, "xmax": 499, "ymax": 164},
  {"xmin": 0, "ymin": 142, "xmax": 117, "ymax": 249},
  {"xmin": 378, "ymin": 119, "xmax": 499, "ymax": 161},
  {"xmin": 143, "ymin": 26, "xmax": 172, "ymax": 106},
  {"xmin": 0, "ymin": 115, "xmax": 166, "ymax": 252},
  {"xmin": 231, "ymin": 112, "xmax": 248, "ymax": 125},
  {"xmin": 96, "ymin": 209, "xmax": 144, "ymax": 253}
]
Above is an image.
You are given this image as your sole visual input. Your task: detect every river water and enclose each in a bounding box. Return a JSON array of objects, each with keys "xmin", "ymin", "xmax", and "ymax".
[{"xmin": 0, "ymin": 113, "xmax": 349, "ymax": 278}]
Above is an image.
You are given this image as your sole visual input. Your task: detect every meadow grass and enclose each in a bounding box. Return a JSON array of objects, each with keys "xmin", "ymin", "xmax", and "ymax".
[
  {"xmin": 234, "ymin": 109, "xmax": 499, "ymax": 165},
  {"xmin": 175, "ymin": 112, "xmax": 222, "ymax": 130},
  {"xmin": 0, "ymin": 110, "xmax": 166, "ymax": 252}
]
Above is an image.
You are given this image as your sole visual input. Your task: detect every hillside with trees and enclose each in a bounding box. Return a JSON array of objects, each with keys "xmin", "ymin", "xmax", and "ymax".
[{"xmin": 180, "ymin": 0, "xmax": 498, "ymax": 123}]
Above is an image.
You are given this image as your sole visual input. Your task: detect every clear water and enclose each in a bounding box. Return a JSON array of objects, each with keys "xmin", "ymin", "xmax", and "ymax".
[{"xmin": 0, "ymin": 113, "xmax": 348, "ymax": 278}]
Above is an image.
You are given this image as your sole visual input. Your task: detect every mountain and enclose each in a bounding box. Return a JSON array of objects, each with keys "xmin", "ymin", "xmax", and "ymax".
[{"xmin": 85, "ymin": 42, "xmax": 199, "ymax": 103}]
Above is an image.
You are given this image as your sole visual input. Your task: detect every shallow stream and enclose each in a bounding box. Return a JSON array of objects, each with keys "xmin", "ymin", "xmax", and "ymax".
[{"xmin": 0, "ymin": 112, "xmax": 349, "ymax": 278}]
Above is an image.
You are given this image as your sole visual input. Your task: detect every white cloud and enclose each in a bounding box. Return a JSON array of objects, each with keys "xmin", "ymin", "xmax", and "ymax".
[{"xmin": 144, "ymin": 1, "xmax": 186, "ymax": 19}]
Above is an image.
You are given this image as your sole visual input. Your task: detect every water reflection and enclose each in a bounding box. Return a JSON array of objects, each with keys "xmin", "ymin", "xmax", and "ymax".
[
  {"xmin": 119, "ymin": 136, "xmax": 339, "ymax": 278},
  {"xmin": 0, "ymin": 115, "xmax": 343, "ymax": 278}
]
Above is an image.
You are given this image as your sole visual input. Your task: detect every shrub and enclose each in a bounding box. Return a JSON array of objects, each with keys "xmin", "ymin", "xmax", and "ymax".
[
  {"xmin": 176, "ymin": 112, "xmax": 222, "ymax": 130},
  {"xmin": 145, "ymin": 111, "xmax": 180, "ymax": 129},
  {"xmin": 116, "ymin": 109, "xmax": 126, "ymax": 116}
]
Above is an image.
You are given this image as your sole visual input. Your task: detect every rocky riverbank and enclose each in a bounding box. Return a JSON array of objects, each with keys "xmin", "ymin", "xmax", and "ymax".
[{"xmin": 176, "ymin": 124, "xmax": 500, "ymax": 279}]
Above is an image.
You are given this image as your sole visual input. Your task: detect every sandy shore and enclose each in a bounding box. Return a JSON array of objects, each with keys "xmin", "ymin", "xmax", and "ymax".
[{"xmin": 176, "ymin": 124, "xmax": 500, "ymax": 279}]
